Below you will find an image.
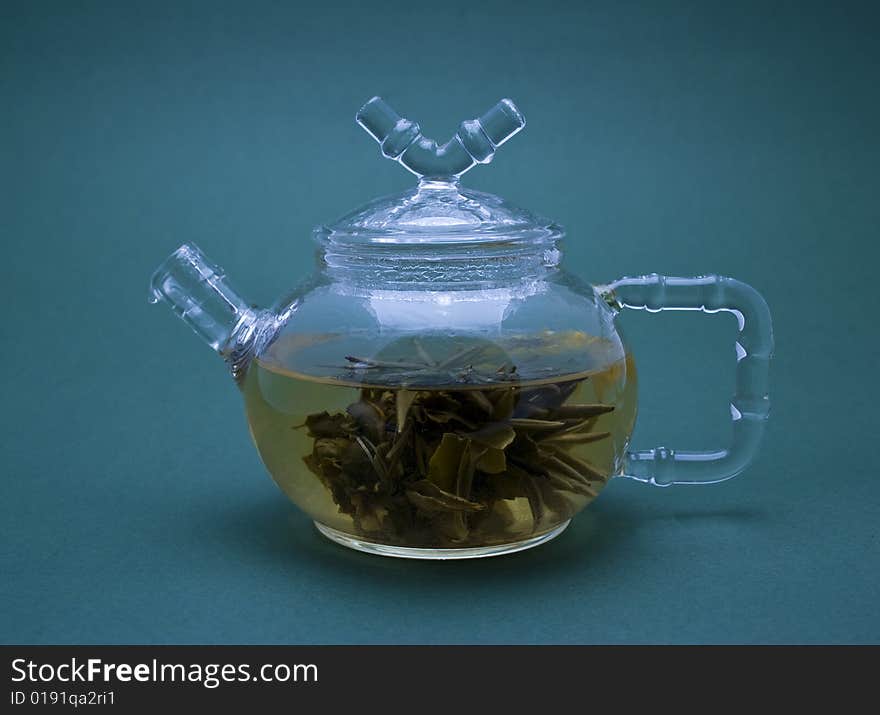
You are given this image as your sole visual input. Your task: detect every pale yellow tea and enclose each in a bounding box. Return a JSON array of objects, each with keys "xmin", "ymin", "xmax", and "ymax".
[{"xmin": 243, "ymin": 333, "xmax": 637, "ymax": 549}]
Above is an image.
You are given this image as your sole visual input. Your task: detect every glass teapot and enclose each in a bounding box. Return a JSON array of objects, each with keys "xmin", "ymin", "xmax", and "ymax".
[{"xmin": 149, "ymin": 97, "xmax": 773, "ymax": 559}]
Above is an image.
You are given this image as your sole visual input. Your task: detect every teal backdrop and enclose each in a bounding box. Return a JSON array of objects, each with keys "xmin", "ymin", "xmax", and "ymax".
[{"xmin": 2, "ymin": 0, "xmax": 878, "ymax": 644}]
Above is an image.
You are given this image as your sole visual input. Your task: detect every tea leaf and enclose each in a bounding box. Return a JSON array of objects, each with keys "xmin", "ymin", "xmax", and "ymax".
[
  {"xmin": 522, "ymin": 476, "xmax": 545, "ymax": 525},
  {"xmin": 313, "ymin": 437, "xmax": 344, "ymax": 461},
  {"xmin": 541, "ymin": 430, "xmax": 611, "ymax": 445},
  {"xmin": 485, "ymin": 477, "xmax": 524, "ymax": 501},
  {"xmin": 475, "ymin": 447, "xmax": 507, "ymax": 474},
  {"xmin": 347, "ymin": 400, "xmax": 385, "ymax": 442},
  {"xmin": 414, "ymin": 432, "xmax": 430, "ymax": 477},
  {"xmin": 395, "ymin": 389, "xmax": 416, "ymax": 432},
  {"xmin": 535, "ymin": 478, "xmax": 580, "ymax": 518},
  {"xmin": 554, "ymin": 418, "xmax": 600, "ymax": 434},
  {"xmin": 550, "ymin": 403, "xmax": 615, "ymax": 419},
  {"xmin": 427, "ymin": 433, "xmax": 468, "ymax": 492},
  {"xmin": 545, "ymin": 444, "xmax": 609, "ymax": 483},
  {"xmin": 455, "ymin": 441, "xmax": 476, "ymax": 501},
  {"xmin": 544, "ymin": 469, "xmax": 598, "ymax": 498},
  {"xmin": 302, "ymin": 411, "xmax": 351, "ymax": 438},
  {"xmin": 466, "ymin": 390, "xmax": 494, "ymax": 415},
  {"xmin": 423, "ymin": 410, "xmax": 478, "ymax": 430},
  {"xmin": 508, "ymin": 418, "xmax": 567, "ymax": 432},
  {"xmin": 544, "ymin": 454, "xmax": 591, "ymax": 484},
  {"xmin": 355, "ymin": 435, "xmax": 388, "ymax": 480},
  {"xmin": 384, "ymin": 422, "xmax": 412, "ymax": 474},
  {"xmin": 406, "ymin": 480, "xmax": 485, "ymax": 513},
  {"xmin": 512, "ymin": 403, "xmax": 551, "ymax": 419},
  {"xmin": 490, "ymin": 389, "xmax": 516, "ymax": 421},
  {"xmin": 465, "ymin": 423, "xmax": 516, "ymax": 450}
]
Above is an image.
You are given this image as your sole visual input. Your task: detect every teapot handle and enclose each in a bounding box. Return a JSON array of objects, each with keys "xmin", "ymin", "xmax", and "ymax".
[{"xmin": 599, "ymin": 275, "xmax": 773, "ymax": 486}]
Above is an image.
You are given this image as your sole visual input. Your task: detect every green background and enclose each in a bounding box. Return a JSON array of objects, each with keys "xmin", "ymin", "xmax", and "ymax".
[{"xmin": 2, "ymin": 0, "xmax": 878, "ymax": 644}]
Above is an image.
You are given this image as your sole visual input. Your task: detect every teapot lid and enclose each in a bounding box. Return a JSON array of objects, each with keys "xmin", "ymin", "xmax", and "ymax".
[{"xmin": 315, "ymin": 97, "xmax": 563, "ymax": 248}]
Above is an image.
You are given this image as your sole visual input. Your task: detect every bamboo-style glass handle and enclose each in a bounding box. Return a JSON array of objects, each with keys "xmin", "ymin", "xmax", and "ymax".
[{"xmin": 601, "ymin": 274, "xmax": 773, "ymax": 486}]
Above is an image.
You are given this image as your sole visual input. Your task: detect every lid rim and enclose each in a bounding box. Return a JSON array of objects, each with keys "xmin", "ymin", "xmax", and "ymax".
[
  {"xmin": 316, "ymin": 224, "xmax": 564, "ymax": 247},
  {"xmin": 315, "ymin": 185, "xmax": 564, "ymax": 248}
]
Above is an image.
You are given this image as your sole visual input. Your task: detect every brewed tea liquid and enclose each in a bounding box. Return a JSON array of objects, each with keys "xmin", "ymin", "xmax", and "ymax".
[{"xmin": 243, "ymin": 332, "xmax": 637, "ymax": 549}]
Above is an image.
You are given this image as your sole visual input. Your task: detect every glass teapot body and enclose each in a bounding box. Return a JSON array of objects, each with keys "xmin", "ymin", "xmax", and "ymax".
[
  {"xmin": 244, "ymin": 226, "xmax": 639, "ymax": 552},
  {"xmin": 150, "ymin": 98, "xmax": 772, "ymax": 558}
]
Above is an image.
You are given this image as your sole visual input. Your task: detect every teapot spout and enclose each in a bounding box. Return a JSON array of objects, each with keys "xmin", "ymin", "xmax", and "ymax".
[{"xmin": 149, "ymin": 243, "xmax": 272, "ymax": 383}]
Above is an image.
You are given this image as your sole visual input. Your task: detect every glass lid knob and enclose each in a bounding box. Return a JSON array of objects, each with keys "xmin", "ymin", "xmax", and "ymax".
[{"xmin": 356, "ymin": 96, "xmax": 526, "ymax": 181}]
